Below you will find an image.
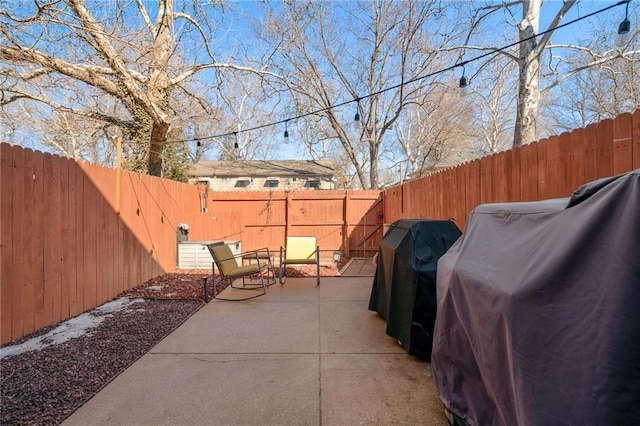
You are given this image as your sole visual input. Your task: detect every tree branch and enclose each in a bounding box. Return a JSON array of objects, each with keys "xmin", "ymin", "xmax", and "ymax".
[
  {"xmin": 0, "ymin": 89, "xmax": 133, "ymax": 129},
  {"xmin": 174, "ymin": 12, "xmax": 217, "ymax": 63},
  {"xmin": 170, "ymin": 62, "xmax": 283, "ymax": 86},
  {"xmin": 0, "ymin": 46, "xmax": 123, "ymax": 96},
  {"xmin": 438, "ymin": 45, "xmax": 519, "ymax": 63},
  {"xmin": 541, "ymin": 50, "xmax": 639, "ymax": 94},
  {"xmin": 536, "ymin": 0, "xmax": 578, "ymax": 55},
  {"xmin": 135, "ymin": 0, "xmax": 154, "ymax": 34},
  {"xmin": 66, "ymin": 0, "xmax": 169, "ymax": 124}
]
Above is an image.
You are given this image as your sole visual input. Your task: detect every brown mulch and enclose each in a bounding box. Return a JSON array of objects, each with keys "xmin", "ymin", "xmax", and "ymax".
[
  {"xmin": 122, "ymin": 264, "xmax": 340, "ymax": 300},
  {"xmin": 0, "ymin": 265, "xmax": 339, "ymax": 425}
]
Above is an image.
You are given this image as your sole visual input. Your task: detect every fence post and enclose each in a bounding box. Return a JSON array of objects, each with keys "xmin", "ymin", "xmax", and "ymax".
[{"xmin": 343, "ymin": 191, "xmax": 350, "ymax": 259}]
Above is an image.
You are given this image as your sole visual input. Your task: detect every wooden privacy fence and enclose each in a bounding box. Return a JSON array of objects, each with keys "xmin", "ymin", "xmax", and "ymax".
[
  {"xmin": 2, "ymin": 111, "xmax": 638, "ymax": 345},
  {"xmin": 383, "ymin": 111, "xmax": 640, "ymax": 229},
  {"xmin": 206, "ymin": 190, "xmax": 383, "ymax": 258},
  {"xmin": 0, "ymin": 144, "xmax": 221, "ymax": 345},
  {"xmin": 0, "ymin": 144, "xmax": 382, "ymax": 345}
]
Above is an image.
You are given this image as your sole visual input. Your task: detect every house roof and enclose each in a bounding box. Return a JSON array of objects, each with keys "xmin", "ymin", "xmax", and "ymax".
[{"xmin": 189, "ymin": 160, "xmax": 336, "ymax": 179}]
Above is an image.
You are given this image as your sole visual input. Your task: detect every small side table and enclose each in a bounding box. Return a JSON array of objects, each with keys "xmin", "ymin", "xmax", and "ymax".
[
  {"xmin": 241, "ymin": 251, "xmax": 277, "ymax": 285},
  {"xmin": 241, "ymin": 252, "xmax": 274, "ymax": 266}
]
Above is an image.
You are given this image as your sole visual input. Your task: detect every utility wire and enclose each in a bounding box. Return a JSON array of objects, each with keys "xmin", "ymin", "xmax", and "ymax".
[{"xmin": 166, "ymin": 0, "xmax": 631, "ymax": 145}]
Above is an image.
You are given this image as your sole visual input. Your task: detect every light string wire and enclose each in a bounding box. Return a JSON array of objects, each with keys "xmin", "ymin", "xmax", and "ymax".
[{"xmin": 164, "ymin": 0, "xmax": 631, "ymax": 145}]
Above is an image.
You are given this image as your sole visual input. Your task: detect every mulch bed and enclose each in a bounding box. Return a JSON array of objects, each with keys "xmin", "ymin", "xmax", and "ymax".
[{"xmin": 0, "ymin": 265, "xmax": 339, "ymax": 425}]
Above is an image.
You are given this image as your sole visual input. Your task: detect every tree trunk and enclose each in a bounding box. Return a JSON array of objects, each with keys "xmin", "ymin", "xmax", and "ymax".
[
  {"xmin": 146, "ymin": 0, "xmax": 174, "ymax": 177},
  {"xmin": 369, "ymin": 142, "xmax": 379, "ymax": 189},
  {"xmin": 149, "ymin": 121, "xmax": 169, "ymax": 176},
  {"xmin": 513, "ymin": 0, "xmax": 541, "ymax": 148}
]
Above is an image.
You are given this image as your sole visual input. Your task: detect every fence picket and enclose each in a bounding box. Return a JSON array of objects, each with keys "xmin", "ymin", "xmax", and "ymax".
[
  {"xmin": 1, "ymin": 144, "xmax": 14, "ymax": 343},
  {"xmin": 570, "ymin": 128, "xmax": 586, "ymax": 191},
  {"xmin": 43, "ymin": 153, "xmax": 62, "ymax": 326},
  {"xmin": 633, "ymin": 110, "xmax": 640, "ymax": 168},
  {"xmin": 613, "ymin": 113, "xmax": 633, "ymax": 175},
  {"xmin": 59, "ymin": 157, "xmax": 72, "ymax": 320},
  {"xmin": 597, "ymin": 119, "xmax": 614, "ymax": 178}
]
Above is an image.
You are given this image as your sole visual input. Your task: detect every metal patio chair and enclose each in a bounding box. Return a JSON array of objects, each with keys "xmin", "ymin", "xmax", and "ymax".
[
  {"xmin": 206, "ymin": 243, "xmax": 276, "ymax": 301},
  {"xmin": 279, "ymin": 236, "xmax": 320, "ymax": 285}
]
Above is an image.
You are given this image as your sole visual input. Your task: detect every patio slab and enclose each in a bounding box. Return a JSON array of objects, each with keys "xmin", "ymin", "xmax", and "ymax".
[
  {"xmin": 152, "ymin": 299, "xmax": 320, "ymax": 354},
  {"xmin": 322, "ymin": 353, "xmax": 444, "ymax": 425},
  {"xmin": 64, "ymin": 277, "xmax": 449, "ymax": 426}
]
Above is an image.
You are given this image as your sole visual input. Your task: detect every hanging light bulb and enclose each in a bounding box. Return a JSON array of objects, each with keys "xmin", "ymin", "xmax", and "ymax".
[
  {"xmin": 617, "ymin": 1, "xmax": 631, "ymax": 46},
  {"xmin": 233, "ymin": 132, "xmax": 239, "ymax": 149},
  {"xmin": 284, "ymin": 121, "xmax": 289, "ymax": 139},
  {"xmin": 354, "ymin": 98, "xmax": 361, "ymax": 122},
  {"xmin": 459, "ymin": 65, "xmax": 469, "ymax": 95}
]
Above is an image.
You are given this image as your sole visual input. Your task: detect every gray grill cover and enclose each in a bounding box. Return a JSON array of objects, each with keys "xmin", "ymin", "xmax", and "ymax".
[{"xmin": 432, "ymin": 170, "xmax": 640, "ymax": 426}]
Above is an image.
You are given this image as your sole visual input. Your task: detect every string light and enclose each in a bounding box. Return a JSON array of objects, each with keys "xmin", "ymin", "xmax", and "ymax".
[
  {"xmin": 617, "ymin": 0, "xmax": 632, "ymax": 45},
  {"xmin": 354, "ymin": 98, "xmax": 361, "ymax": 122},
  {"xmin": 165, "ymin": 0, "xmax": 631, "ymax": 145},
  {"xmin": 459, "ymin": 65, "xmax": 468, "ymax": 89},
  {"xmin": 284, "ymin": 120, "xmax": 289, "ymax": 139},
  {"xmin": 233, "ymin": 132, "xmax": 239, "ymax": 149}
]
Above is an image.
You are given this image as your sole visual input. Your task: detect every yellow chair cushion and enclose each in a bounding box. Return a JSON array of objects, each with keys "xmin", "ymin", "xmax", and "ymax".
[
  {"xmin": 283, "ymin": 236, "xmax": 317, "ymax": 263},
  {"xmin": 209, "ymin": 244, "xmax": 271, "ymax": 278},
  {"xmin": 210, "ymin": 244, "xmax": 239, "ymax": 276}
]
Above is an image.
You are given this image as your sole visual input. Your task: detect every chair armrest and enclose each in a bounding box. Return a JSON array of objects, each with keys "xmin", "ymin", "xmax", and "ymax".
[
  {"xmin": 252, "ymin": 247, "xmax": 271, "ymax": 252},
  {"xmin": 239, "ymin": 249, "xmax": 275, "ymax": 269},
  {"xmin": 240, "ymin": 248, "xmax": 273, "ymax": 259}
]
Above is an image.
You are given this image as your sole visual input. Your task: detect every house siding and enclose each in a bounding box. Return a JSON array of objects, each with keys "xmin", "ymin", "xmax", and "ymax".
[{"xmin": 195, "ymin": 176, "xmax": 334, "ymax": 191}]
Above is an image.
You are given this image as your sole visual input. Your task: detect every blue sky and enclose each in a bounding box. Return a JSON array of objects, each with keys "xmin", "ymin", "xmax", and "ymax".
[{"xmin": 3, "ymin": 0, "xmax": 634, "ymax": 162}]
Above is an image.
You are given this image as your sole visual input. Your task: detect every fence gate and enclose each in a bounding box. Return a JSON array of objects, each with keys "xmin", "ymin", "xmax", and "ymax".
[{"xmin": 347, "ymin": 194, "xmax": 385, "ymax": 258}]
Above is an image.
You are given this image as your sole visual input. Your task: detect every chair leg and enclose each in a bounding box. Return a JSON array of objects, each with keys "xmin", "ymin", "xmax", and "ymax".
[
  {"xmin": 259, "ymin": 273, "xmax": 268, "ymax": 295},
  {"xmin": 279, "ymin": 246, "xmax": 285, "ymax": 284},
  {"xmin": 212, "ymin": 272, "xmax": 219, "ymax": 299},
  {"xmin": 316, "ymin": 249, "xmax": 320, "ymax": 285},
  {"xmin": 268, "ymin": 261, "xmax": 277, "ymax": 285}
]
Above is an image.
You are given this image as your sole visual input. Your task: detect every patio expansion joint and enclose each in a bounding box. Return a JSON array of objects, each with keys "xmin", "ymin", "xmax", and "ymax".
[
  {"xmin": 149, "ymin": 351, "xmax": 323, "ymax": 355},
  {"xmin": 183, "ymin": 353, "xmax": 306, "ymax": 363}
]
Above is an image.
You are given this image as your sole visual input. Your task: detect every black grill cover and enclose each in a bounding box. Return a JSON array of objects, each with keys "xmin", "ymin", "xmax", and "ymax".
[
  {"xmin": 369, "ymin": 219, "xmax": 461, "ymax": 359},
  {"xmin": 432, "ymin": 170, "xmax": 640, "ymax": 426}
]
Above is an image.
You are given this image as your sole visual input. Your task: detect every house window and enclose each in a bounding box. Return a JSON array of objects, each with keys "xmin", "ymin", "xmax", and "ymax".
[
  {"xmin": 265, "ymin": 179, "xmax": 279, "ymax": 188},
  {"xmin": 235, "ymin": 177, "xmax": 251, "ymax": 188},
  {"xmin": 306, "ymin": 178, "xmax": 321, "ymax": 189}
]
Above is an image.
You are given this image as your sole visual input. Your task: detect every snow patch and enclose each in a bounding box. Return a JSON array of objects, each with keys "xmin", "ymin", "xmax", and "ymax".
[{"xmin": 0, "ymin": 297, "xmax": 145, "ymax": 359}]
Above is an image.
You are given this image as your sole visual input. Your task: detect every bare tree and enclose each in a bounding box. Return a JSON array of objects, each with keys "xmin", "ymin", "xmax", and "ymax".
[
  {"xmin": 470, "ymin": 56, "xmax": 517, "ymax": 154},
  {"xmin": 0, "ymin": 0, "xmax": 281, "ymax": 176},
  {"xmin": 260, "ymin": 0, "xmax": 460, "ymax": 189},
  {"xmin": 394, "ymin": 84, "xmax": 475, "ymax": 179},
  {"xmin": 459, "ymin": 0, "xmax": 637, "ymax": 147},
  {"xmin": 541, "ymin": 10, "xmax": 640, "ymax": 135},
  {"xmin": 210, "ymin": 73, "xmax": 284, "ymax": 161}
]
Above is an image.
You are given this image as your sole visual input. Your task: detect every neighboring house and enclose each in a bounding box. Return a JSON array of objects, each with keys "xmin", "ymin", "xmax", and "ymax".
[{"xmin": 188, "ymin": 160, "xmax": 338, "ymax": 191}]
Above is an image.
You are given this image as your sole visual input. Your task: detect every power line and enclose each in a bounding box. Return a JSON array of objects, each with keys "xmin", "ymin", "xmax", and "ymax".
[{"xmin": 167, "ymin": 0, "xmax": 631, "ymax": 145}]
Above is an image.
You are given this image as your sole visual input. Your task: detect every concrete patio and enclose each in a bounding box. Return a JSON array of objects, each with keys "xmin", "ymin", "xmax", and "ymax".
[{"xmin": 64, "ymin": 276, "xmax": 449, "ymax": 425}]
